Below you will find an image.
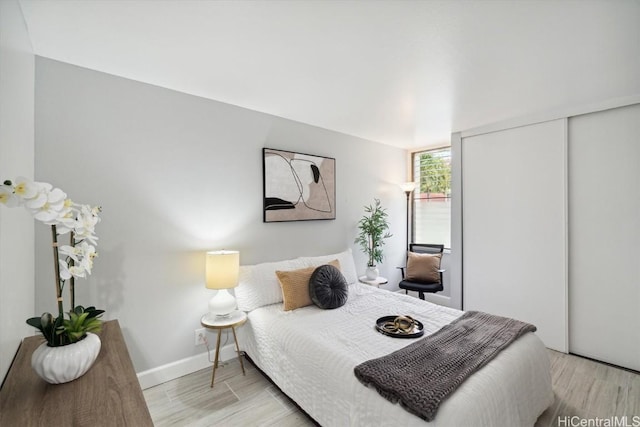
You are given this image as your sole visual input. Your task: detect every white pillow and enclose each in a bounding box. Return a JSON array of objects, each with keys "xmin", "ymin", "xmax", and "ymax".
[
  {"xmin": 235, "ymin": 258, "xmax": 306, "ymax": 312},
  {"xmin": 298, "ymin": 248, "xmax": 358, "ymax": 285}
]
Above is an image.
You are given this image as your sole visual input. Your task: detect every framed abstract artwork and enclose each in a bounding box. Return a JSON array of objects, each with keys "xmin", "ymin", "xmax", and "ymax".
[{"xmin": 263, "ymin": 148, "xmax": 336, "ymax": 222}]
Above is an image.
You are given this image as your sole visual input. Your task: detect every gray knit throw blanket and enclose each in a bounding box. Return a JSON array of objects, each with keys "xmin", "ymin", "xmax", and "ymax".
[{"xmin": 354, "ymin": 311, "xmax": 536, "ymax": 421}]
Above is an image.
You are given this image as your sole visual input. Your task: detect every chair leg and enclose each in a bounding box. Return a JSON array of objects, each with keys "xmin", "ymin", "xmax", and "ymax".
[
  {"xmin": 405, "ymin": 290, "xmax": 408, "ymax": 295},
  {"xmin": 419, "ymin": 292, "xmax": 425, "ymax": 300}
]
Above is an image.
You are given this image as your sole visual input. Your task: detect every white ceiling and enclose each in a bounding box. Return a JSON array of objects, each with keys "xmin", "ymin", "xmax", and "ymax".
[{"xmin": 18, "ymin": 0, "xmax": 640, "ymax": 149}]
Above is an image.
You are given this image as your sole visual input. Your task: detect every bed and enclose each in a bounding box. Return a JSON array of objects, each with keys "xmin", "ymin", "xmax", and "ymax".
[{"xmin": 235, "ymin": 249, "xmax": 553, "ymax": 426}]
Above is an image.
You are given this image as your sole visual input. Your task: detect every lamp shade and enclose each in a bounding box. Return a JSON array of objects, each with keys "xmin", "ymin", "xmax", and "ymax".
[
  {"xmin": 205, "ymin": 250, "xmax": 239, "ymax": 290},
  {"xmin": 400, "ymin": 182, "xmax": 417, "ymax": 193}
]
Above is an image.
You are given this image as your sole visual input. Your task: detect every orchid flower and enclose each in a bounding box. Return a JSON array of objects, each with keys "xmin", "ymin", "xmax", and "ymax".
[
  {"xmin": 59, "ymin": 259, "xmax": 87, "ymax": 280},
  {"xmin": 79, "ymin": 252, "xmax": 97, "ymax": 275},
  {"xmin": 77, "ymin": 240, "xmax": 97, "ymax": 259},
  {"xmin": 31, "ymin": 187, "xmax": 68, "ymax": 223},
  {"xmin": 60, "ymin": 241, "xmax": 97, "ymax": 266},
  {"xmin": 59, "ymin": 259, "xmax": 73, "ymax": 280},
  {"xmin": 53, "ymin": 198, "xmax": 75, "ymax": 223},
  {"xmin": 0, "ymin": 185, "xmax": 19, "ymax": 207},
  {"xmin": 13, "ymin": 176, "xmax": 40, "ymax": 200},
  {"xmin": 73, "ymin": 205, "xmax": 101, "ymax": 245},
  {"xmin": 22, "ymin": 181, "xmax": 52, "ymax": 209},
  {"xmin": 55, "ymin": 201, "xmax": 79, "ymax": 235},
  {"xmin": 59, "ymin": 244, "xmax": 82, "ymax": 263},
  {"xmin": 69, "ymin": 265, "xmax": 87, "ymax": 278}
]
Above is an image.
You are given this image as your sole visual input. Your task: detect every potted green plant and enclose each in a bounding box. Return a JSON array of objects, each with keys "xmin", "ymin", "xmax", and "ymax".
[
  {"xmin": 0, "ymin": 177, "xmax": 103, "ymax": 384},
  {"xmin": 354, "ymin": 198, "xmax": 392, "ymax": 279}
]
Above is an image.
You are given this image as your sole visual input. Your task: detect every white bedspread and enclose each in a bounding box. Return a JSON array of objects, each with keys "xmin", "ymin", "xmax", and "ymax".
[{"xmin": 237, "ymin": 284, "xmax": 553, "ymax": 426}]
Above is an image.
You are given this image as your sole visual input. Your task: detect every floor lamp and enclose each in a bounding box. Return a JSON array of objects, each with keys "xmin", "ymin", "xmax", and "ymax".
[{"xmin": 400, "ymin": 182, "xmax": 417, "ymax": 251}]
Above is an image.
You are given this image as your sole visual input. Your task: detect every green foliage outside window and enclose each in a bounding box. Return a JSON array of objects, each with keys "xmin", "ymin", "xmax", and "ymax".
[{"xmin": 419, "ymin": 153, "xmax": 451, "ymax": 195}]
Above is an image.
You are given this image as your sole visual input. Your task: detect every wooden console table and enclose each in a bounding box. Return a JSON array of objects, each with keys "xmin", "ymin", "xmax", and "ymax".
[{"xmin": 0, "ymin": 320, "xmax": 153, "ymax": 426}]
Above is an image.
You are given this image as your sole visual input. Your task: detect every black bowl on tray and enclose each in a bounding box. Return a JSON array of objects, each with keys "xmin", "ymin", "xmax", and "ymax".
[{"xmin": 375, "ymin": 315, "xmax": 424, "ymax": 338}]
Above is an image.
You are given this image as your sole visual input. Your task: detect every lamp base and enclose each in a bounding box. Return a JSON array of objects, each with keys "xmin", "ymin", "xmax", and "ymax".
[{"xmin": 208, "ymin": 289, "xmax": 237, "ymax": 318}]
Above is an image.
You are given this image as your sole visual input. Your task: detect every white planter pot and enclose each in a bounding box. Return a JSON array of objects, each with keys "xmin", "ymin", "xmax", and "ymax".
[
  {"xmin": 31, "ymin": 332, "xmax": 101, "ymax": 384},
  {"xmin": 365, "ymin": 266, "xmax": 379, "ymax": 280}
]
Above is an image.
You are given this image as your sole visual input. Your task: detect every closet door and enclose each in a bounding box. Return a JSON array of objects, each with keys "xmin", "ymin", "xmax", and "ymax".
[
  {"xmin": 462, "ymin": 119, "xmax": 567, "ymax": 352},
  {"xmin": 569, "ymin": 104, "xmax": 640, "ymax": 371}
]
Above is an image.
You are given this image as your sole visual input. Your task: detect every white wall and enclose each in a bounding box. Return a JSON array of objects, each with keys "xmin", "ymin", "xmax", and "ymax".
[
  {"xmin": 0, "ymin": 0, "xmax": 35, "ymax": 382},
  {"xmin": 34, "ymin": 58, "xmax": 408, "ymax": 373}
]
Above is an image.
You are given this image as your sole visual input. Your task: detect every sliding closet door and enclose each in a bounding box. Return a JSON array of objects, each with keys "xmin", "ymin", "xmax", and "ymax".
[
  {"xmin": 462, "ymin": 119, "xmax": 567, "ymax": 352},
  {"xmin": 569, "ymin": 104, "xmax": 640, "ymax": 371}
]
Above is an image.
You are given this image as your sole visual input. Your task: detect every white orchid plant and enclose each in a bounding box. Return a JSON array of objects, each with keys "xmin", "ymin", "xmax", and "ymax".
[{"xmin": 0, "ymin": 177, "xmax": 104, "ymax": 347}]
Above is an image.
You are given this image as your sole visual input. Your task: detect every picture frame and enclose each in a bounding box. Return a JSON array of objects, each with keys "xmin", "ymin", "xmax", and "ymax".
[{"xmin": 263, "ymin": 148, "xmax": 336, "ymax": 222}]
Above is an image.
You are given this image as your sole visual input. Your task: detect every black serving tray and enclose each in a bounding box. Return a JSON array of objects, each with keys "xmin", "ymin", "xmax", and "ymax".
[{"xmin": 375, "ymin": 315, "xmax": 424, "ymax": 338}]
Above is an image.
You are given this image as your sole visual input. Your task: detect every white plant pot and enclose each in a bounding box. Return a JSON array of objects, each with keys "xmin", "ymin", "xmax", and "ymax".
[
  {"xmin": 365, "ymin": 266, "xmax": 379, "ymax": 280},
  {"xmin": 31, "ymin": 332, "xmax": 101, "ymax": 384}
]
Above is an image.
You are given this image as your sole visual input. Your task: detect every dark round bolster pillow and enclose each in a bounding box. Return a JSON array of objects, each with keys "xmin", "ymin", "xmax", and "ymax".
[{"xmin": 309, "ymin": 264, "xmax": 349, "ymax": 309}]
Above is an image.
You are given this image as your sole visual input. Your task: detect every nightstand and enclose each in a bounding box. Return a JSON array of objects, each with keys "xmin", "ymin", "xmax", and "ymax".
[
  {"xmin": 200, "ymin": 310, "xmax": 247, "ymax": 388},
  {"xmin": 358, "ymin": 276, "xmax": 388, "ymax": 288}
]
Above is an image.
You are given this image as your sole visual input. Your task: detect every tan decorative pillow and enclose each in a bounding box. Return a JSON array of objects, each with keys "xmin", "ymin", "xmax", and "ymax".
[
  {"xmin": 405, "ymin": 252, "xmax": 441, "ymax": 283},
  {"xmin": 276, "ymin": 259, "xmax": 341, "ymax": 311}
]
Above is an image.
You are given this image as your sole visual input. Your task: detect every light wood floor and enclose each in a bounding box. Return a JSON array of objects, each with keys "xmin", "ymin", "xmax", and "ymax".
[
  {"xmin": 535, "ymin": 351, "xmax": 639, "ymax": 426},
  {"xmin": 144, "ymin": 350, "xmax": 639, "ymax": 426},
  {"xmin": 143, "ymin": 358, "xmax": 315, "ymax": 427}
]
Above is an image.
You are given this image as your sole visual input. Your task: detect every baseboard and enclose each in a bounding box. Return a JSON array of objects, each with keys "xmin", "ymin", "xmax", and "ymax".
[{"xmin": 136, "ymin": 343, "xmax": 237, "ymax": 390}]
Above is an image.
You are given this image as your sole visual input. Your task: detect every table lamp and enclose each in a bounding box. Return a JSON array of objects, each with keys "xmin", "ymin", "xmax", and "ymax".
[{"xmin": 205, "ymin": 250, "xmax": 240, "ymax": 319}]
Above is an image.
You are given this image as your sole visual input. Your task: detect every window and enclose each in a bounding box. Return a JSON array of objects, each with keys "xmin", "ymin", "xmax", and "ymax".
[{"xmin": 412, "ymin": 147, "xmax": 451, "ymax": 248}]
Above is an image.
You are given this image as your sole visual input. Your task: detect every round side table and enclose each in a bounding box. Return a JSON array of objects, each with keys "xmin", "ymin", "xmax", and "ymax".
[
  {"xmin": 358, "ymin": 275, "xmax": 388, "ymax": 288},
  {"xmin": 200, "ymin": 310, "xmax": 247, "ymax": 388}
]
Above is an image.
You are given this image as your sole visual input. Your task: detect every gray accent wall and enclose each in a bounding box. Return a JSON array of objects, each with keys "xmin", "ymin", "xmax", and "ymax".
[
  {"xmin": 0, "ymin": 0, "xmax": 35, "ymax": 382},
  {"xmin": 35, "ymin": 58, "xmax": 408, "ymax": 372}
]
